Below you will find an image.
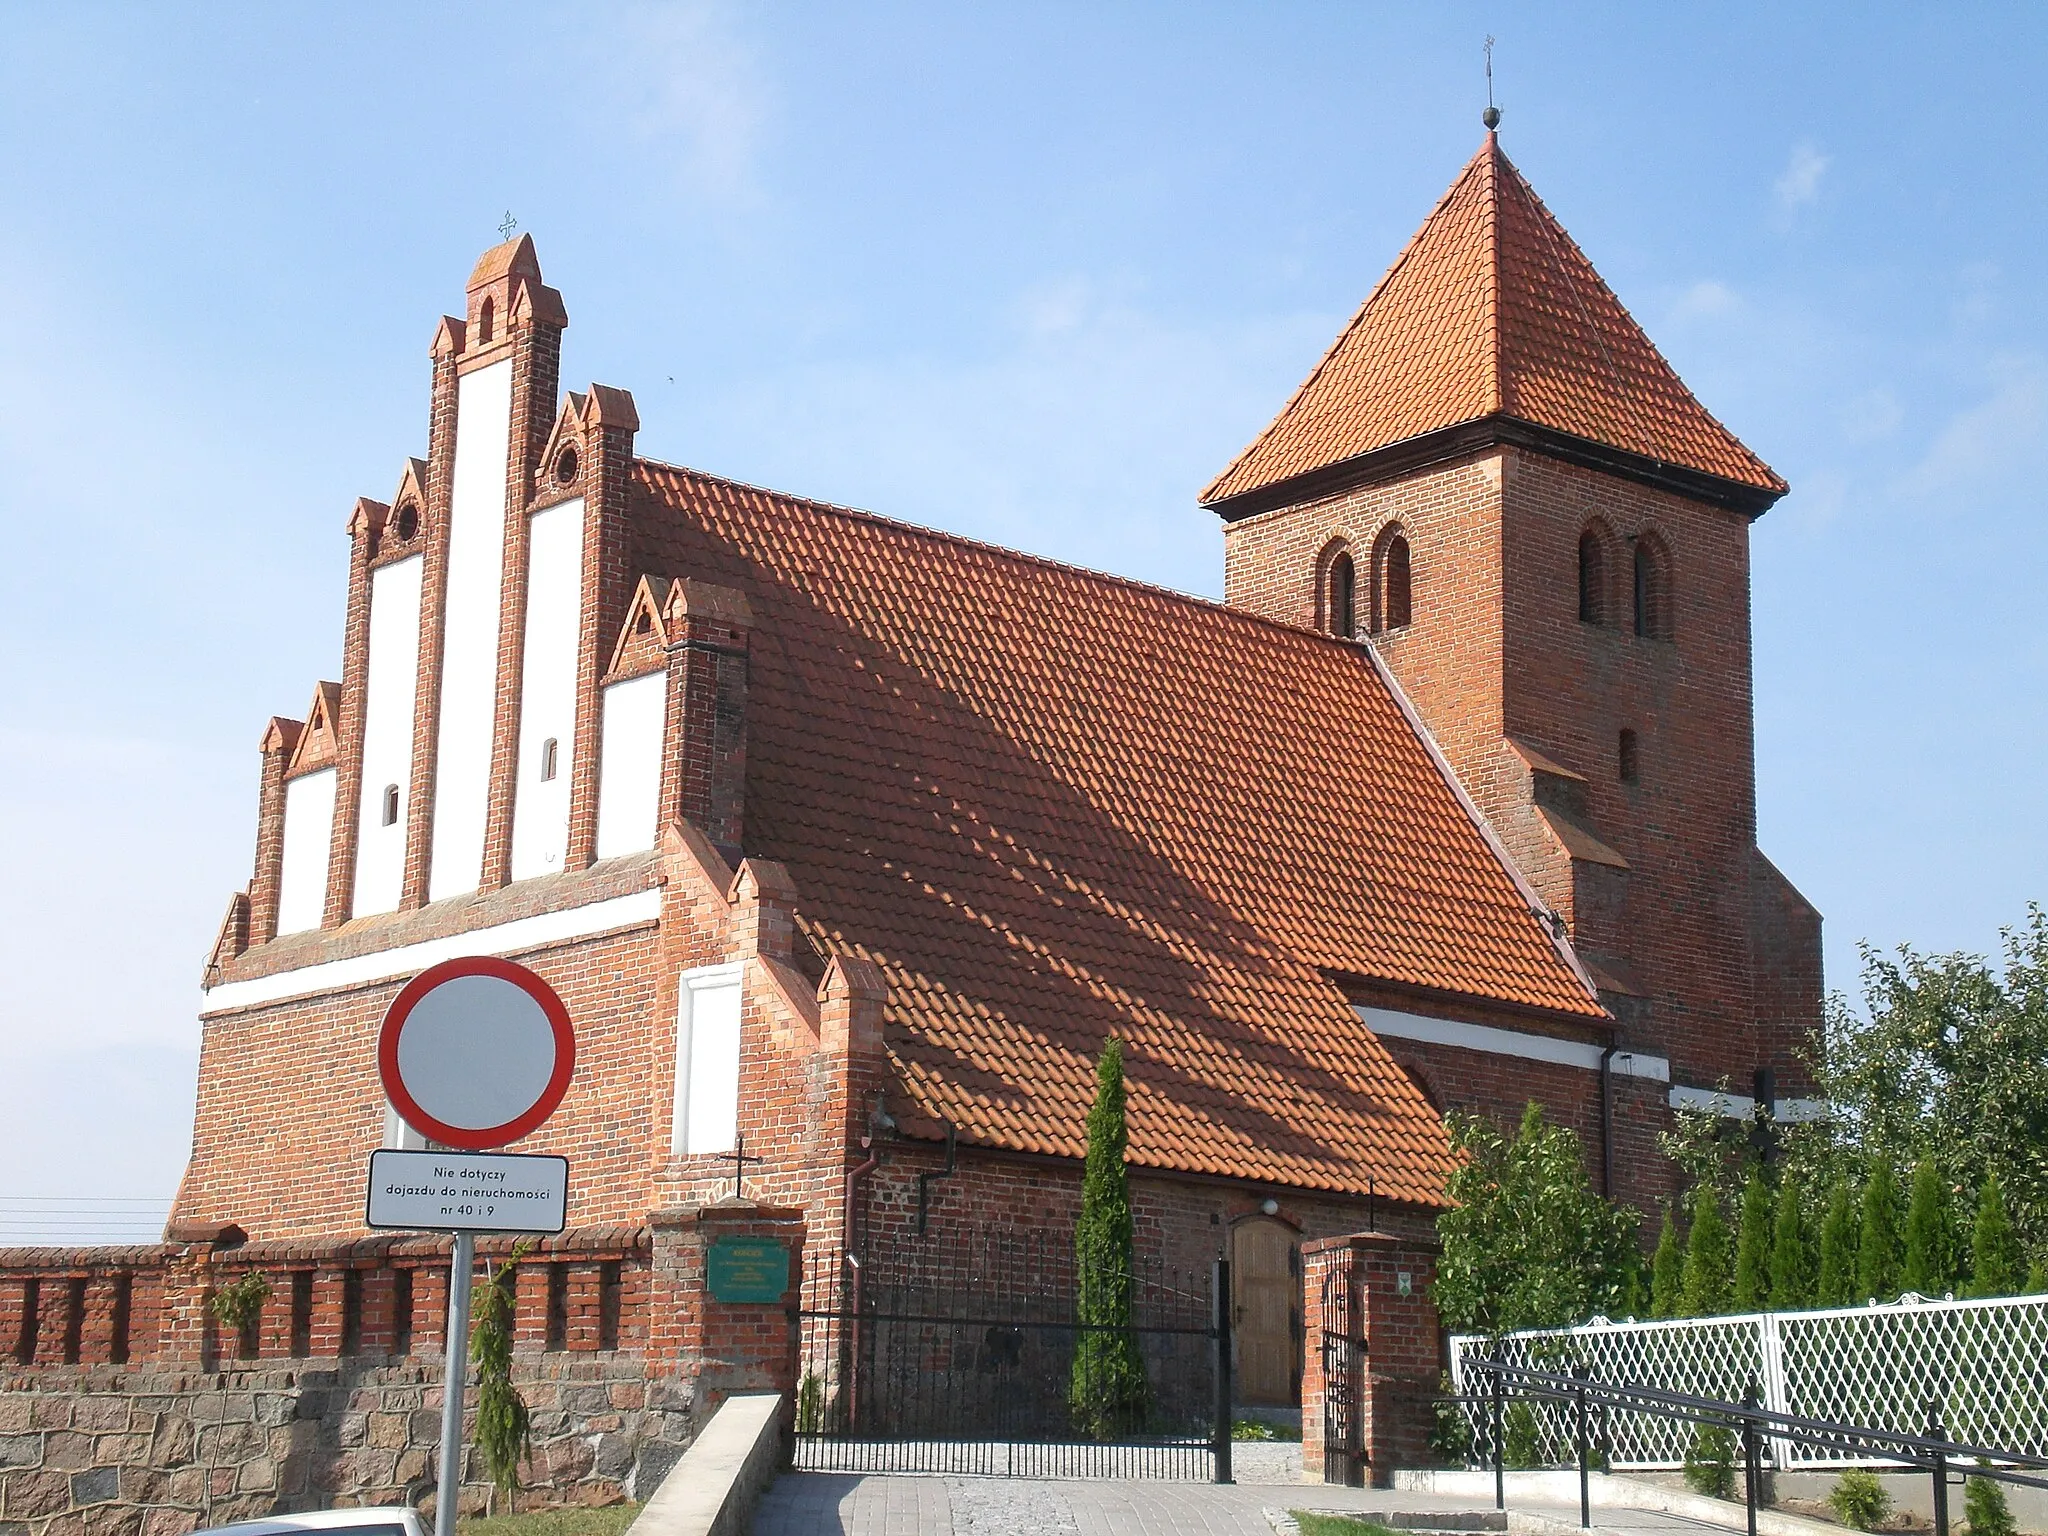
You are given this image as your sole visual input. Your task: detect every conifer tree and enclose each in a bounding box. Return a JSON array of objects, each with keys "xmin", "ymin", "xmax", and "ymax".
[
  {"xmin": 1967, "ymin": 1174, "xmax": 2022, "ymax": 1299},
  {"xmin": 1070, "ymin": 1036, "xmax": 1150, "ymax": 1438},
  {"xmin": 1817, "ymin": 1182, "xmax": 1860, "ymax": 1307},
  {"xmin": 1733, "ymin": 1171, "xmax": 1773, "ymax": 1310},
  {"xmin": 1769, "ymin": 1171, "xmax": 1812, "ymax": 1309},
  {"xmin": 1651, "ymin": 1209, "xmax": 1684, "ymax": 1320},
  {"xmin": 1902, "ymin": 1157, "xmax": 1955, "ymax": 1297},
  {"xmin": 1857, "ymin": 1159, "xmax": 1901, "ymax": 1302},
  {"xmin": 1681, "ymin": 1184, "xmax": 1731, "ymax": 1317}
]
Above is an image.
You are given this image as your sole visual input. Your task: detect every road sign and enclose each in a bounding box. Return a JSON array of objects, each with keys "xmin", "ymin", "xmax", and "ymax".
[
  {"xmin": 365, "ymin": 1149, "xmax": 567, "ymax": 1234},
  {"xmin": 377, "ymin": 955, "xmax": 575, "ymax": 1149}
]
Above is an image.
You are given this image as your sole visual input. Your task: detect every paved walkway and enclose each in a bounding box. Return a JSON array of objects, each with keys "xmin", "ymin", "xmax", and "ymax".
[{"xmin": 752, "ymin": 1472, "xmax": 1751, "ymax": 1536}]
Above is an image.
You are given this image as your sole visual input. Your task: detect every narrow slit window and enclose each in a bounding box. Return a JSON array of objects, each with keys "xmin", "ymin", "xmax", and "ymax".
[
  {"xmin": 541, "ymin": 737, "xmax": 559, "ymax": 782},
  {"xmin": 477, "ymin": 295, "xmax": 495, "ymax": 344},
  {"xmin": 1382, "ymin": 535, "xmax": 1413, "ymax": 630},
  {"xmin": 1579, "ymin": 531, "xmax": 1604, "ymax": 624},
  {"xmin": 1329, "ymin": 552, "xmax": 1356, "ymax": 639},
  {"xmin": 380, "ymin": 783, "xmax": 400, "ymax": 826},
  {"xmin": 1619, "ymin": 728, "xmax": 1640, "ymax": 784}
]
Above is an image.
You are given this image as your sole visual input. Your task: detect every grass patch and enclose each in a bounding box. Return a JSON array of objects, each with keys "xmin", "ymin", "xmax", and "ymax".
[
  {"xmin": 1233, "ymin": 1416, "xmax": 1303, "ymax": 1441},
  {"xmin": 459, "ymin": 1502, "xmax": 640, "ymax": 1536},
  {"xmin": 1291, "ymin": 1517, "xmax": 1407, "ymax": 1536}
]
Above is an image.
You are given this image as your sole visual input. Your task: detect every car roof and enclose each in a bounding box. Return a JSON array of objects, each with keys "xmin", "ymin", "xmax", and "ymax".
[{"xmin": 193, "ymin": 1509, "xmax": 421, "ymax": 1536}]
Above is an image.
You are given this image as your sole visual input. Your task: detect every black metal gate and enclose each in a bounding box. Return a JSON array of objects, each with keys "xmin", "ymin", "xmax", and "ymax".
[
  {"xmin": 796, "ymin": 1227, "xmax": 1234, "ymax": 1479},
  {"xmin": 1320, "ymin": 1261, "xmax": 1364, "ymax": 1485}
]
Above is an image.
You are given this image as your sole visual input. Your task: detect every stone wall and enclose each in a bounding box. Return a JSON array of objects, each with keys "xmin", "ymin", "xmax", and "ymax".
[{"xmin": 0, "ymin": 1207, "xmax": 803, "ymax": 1536}]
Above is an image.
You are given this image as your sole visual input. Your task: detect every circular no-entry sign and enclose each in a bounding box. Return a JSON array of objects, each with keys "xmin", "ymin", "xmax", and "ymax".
[{"xmin": 377, "ymin": 956, "xmax": 576, "ymax": 1150}]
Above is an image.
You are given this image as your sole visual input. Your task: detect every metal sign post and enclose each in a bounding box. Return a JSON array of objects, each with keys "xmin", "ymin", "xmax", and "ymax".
[
  {"xmin": 436, "ymin": 1232, "xmax": 475, "ymax": 1536},
  {"xmin": 370, "ymin": 955, "xmax": 579, "ymax": 1536}
]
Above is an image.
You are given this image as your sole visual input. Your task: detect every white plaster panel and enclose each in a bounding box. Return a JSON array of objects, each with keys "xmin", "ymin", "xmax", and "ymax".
[
  {"xmin": 353, "ymin": 554, "xmax": 423, "ymax": 916},
  {"xmin": 1355, "ymin": 1005, "xmax": 1671, "ymax": 1081},
  {"xmin": 276, "ymin": 767, "xmax": 337, "ymax": 936},
  {"xmin": 596, "ymin": 673, "xmax": 666, "ymax": 860},
  {"xmin": 429, "ymin": 359, "xmax": 514, "ymax": 902},
  {"xmin": 510, "ymin": 498, "xmax": 585, "ymax": 881},
  {"xmin": 201, "ymin": 888, "xmax": 661, "ymax": 1012},
  {"xmin": 672, "ymin": 964, "xmax": 743, "ymax": 1156}
]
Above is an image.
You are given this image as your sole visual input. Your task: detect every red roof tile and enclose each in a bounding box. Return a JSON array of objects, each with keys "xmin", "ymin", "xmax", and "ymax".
[
  {"xmin": 633, "ymin": 464, "xmax": 1604, "ymax": 1206},
  {"xmin": 1203, "ymin": 134, "xmax": 1785, "ymax": 508}
]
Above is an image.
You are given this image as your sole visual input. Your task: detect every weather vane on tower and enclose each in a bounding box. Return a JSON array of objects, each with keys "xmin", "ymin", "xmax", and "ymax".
[{"xmin": 1483, "ymin": 36, "xmax": 1501, "ymax": 131}]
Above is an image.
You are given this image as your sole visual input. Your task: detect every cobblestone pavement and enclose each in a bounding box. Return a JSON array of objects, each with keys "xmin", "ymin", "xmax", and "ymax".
[{"xmin": 751, "ymin": 1472, "xmax": 1746, "ymax": 1536}]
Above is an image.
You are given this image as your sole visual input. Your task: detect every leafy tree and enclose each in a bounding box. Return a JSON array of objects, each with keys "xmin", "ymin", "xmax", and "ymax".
[
  {"xmin": 1071, "ymin": 1036, "xmax": 1150, "ymax": 1438},
  {"xmin": 1782, "ymin": 910, "xmax": 2048, "ymax": 1264},
  {"xmin": 1733, "ymin": 1172, "xmax": 1774, "ymax": 1310},
  {"xmin": 1902, "ymin": 1157, "xmax": 1955, "ymax": 1297},
  {"xmin": 1857, "ymin": 1159, "xmax": 1901, "ymax": 1302},
  {"xmin": 1817, "ymin": 1182, "xmax": 1860, "ymax": 1307},
  {"xmin": 1966, "ymin": 1174, "xmax": 2022, "ymax": 1299},
  {"xmin": 2026, "ymin": 1255, "xmax": 2048, "ymax": 1296},
  {"xmin": 1651, "ymin": 1210, "xmax": 1684, "ymax": 1320},
  {"xmin": 1434, "ymin": 1102, "xmax": 1638, "ymax": 1334},
  {"xmin": 1769, "ymin": 1172, "xmax": 1812, "ymax": 1309},
  {"xmin": 1681, "ymin": 1184, "xmax": 1730, "ymax": 1317}
]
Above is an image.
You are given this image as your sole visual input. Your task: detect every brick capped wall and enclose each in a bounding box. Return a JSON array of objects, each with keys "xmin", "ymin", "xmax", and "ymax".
[
  {"xmin": 0, "ymin": 1212, "xmax": 801, "ymax": 1536},
  {"xmin": 1301, "ymin": 1230, "xmax": 1440, "ymax": 1486}
]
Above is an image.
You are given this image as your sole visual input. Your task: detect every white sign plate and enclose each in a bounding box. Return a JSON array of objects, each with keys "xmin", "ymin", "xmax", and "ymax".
[{"xmin": 365, "ymin": 1149, "xmax": 568, "ymax": 1234}]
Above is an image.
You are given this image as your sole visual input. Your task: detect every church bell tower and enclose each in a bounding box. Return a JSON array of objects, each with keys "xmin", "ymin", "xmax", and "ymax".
[{"xmin": 1205, "ymin": 129, "xmax": 1822, "ymax": 1123}]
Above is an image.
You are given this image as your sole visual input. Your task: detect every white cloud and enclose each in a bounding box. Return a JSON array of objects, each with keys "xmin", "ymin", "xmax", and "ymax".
[
  {"xmin": 608, "ymin": 1, "xmax": 771, "ymax": 202},
  {"xmin": 1774, "ymin": 141, "xmax": 1830, "ymax": 213},
  {"xmin": 1902, "ymin": 354, "xmax": 2048, "ymax": 502},
  {"xmin": 1671, "ymin": 279, "xmax": 1740, "ymax": 319}
]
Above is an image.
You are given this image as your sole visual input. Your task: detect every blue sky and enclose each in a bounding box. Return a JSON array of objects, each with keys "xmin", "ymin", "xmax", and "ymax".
[{"xmin": 3, "ymin": 4, "xmax": 2045, "ymax": 1235}]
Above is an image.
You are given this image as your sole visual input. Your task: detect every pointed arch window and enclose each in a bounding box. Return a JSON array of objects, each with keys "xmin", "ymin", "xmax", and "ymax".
[
  {"xmin": 477, "ymin": 295, "xmax": 496, "ymax": 345},
  {"xmin": 1579, "ymin": 530, "xmax": 1606, "ymax": 624},
  {"xmin": 1374, "ymin": 531, "xmax": 1413, "ymax": 632},
  {"xmin": 1329, "ymin": 552, "xmax": 1357, "ymax": 639}
]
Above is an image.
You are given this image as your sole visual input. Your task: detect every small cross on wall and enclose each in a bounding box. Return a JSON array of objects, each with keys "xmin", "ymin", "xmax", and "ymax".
[{"xmin": 725, "ymin": 1134, "xmax": 763, "ymax": 1200}]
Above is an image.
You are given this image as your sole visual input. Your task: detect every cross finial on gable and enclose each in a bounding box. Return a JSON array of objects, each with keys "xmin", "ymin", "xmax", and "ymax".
[{"xmin": 499, "ymin": 210, "xmax": 518, "ymax": 241}]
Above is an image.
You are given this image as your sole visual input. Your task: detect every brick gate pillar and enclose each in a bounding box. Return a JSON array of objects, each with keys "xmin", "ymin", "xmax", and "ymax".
[
  {"xmin": 1301, "ymin": 1231, "xmax": 1441, "ymax": 1486},
  {"xmin": 648, "ymin": 1201, "xmax": 805, "ymax": 1433}
]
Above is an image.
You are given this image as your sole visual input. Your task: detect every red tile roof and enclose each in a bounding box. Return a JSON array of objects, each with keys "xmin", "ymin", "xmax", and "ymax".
[
  {"xmin": 632, "ymin": 463, "xmax": 1604, "ymax": 1206},
  {"xmin": 1203, "ymin": 134, "xmax": 1785, "ymax": 509}
]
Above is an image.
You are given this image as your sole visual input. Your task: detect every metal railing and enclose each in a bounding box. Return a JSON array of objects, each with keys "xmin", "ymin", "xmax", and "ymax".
[
  {"xmin": 1460, "ymin": 1358, "xmax": 2048, "ymax": 1536},
  {"xmin": 1450, "ymin": 1291, "xmax": 2048, "ymax": 1468}
]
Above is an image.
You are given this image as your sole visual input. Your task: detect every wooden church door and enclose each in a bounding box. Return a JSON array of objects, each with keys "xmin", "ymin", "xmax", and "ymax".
[{"xmin": 1231, "ymin": 1218, "xmax": 1302, "ymax": 1407}]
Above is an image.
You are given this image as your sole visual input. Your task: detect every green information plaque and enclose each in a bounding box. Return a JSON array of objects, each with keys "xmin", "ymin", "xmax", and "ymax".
[{"xmin": 706, "ymin": 1236, "xmax": 791, "ymax": 1303}]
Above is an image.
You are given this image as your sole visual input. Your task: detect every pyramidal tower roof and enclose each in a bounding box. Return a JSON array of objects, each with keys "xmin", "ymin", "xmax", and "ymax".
[{"xmin": 1202, "ymin": 133, "xmax": 1787, "ymax": 516}]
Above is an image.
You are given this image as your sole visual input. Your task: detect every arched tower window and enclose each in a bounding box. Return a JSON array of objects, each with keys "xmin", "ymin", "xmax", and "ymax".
[
  {"xmin": 478, "ymin": 295, "xmax": 495, "ymax": 345},
  {"xmin": 1633, "ymin": 536, "xmax": 1672, "ymax": 640},
  {"xmin": 1578, "ymin": 530, "xmax": 1606, "ymax": 624},
  {"xmin": 1329, "ymin": 552, "xmax": 1357, "ymax": 639},
  {"xmin": 1374, "ymin": 530, "xmax": 1413, "ymax": 632}
]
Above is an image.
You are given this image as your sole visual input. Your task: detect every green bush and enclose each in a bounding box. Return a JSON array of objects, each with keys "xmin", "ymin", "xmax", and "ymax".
[
  {"xmin": 796, "ymin": 1368, "xmax": 826, "ymax": 1435},
  {"xmin": 1965, "ymin": 1467, "xmax": 2016, "ymax": 1536},
  {"xmin": 1830, "ymin": 1469, "xmax": 1892, "ymax": 1531},
  {"xmin": 1682, "ymin": 1422, "xmax": 1736, "ymax": 1500},
  {"xmin": 1427, "ymin": 1373, "xmax": 1473, "ymax": 1465},
  {"xmin": 1503, "ymin": 1400, "xmax": 1542, "ymax": 1468},
  {"xmin": 1069, "ymin": 1037, "xmax": 1151, "ymax": 1440}
]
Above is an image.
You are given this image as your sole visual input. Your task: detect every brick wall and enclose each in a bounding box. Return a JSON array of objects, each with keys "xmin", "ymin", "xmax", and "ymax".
[
  {"xmin": 1219, "ymin": 444, "xmax": 1824, "ymax": 1185},
  {"xmin": 1301, "ymin": 1230, "xmax": 1440, "ymax": 1487}
]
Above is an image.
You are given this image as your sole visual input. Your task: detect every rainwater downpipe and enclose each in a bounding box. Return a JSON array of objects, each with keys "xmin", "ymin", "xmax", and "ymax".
[
  {"xmin": 1599, "ymin": 1045, "xmax": 1618, "ymax": 1198},
  {"xmin": 916, "ymin": 1120, "xmax": 957, "ymax": 1236}
]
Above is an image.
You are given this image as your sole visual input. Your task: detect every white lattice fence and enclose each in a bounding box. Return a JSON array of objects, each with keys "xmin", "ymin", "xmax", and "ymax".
[{"xmin": 1449, "ymin": 1292, "xmax": 2048, "ymax": 1469}]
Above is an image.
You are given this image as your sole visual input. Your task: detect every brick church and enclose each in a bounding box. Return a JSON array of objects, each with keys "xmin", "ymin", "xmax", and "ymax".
[{"xmin": 178, "ymin": 130, "xmax": 1820, "ymax": 1409}]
